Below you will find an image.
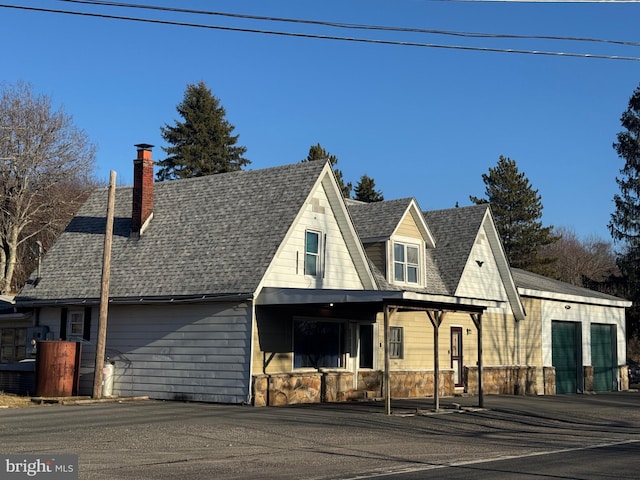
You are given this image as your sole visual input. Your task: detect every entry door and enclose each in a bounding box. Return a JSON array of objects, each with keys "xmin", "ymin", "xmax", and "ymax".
[
  {"xmin": 451, "ymin": 327, "xmax": 463, "ymax": 387},
  {"xmin": 359, "ymin": 324, "xmax": 373, "ymax": 369}
]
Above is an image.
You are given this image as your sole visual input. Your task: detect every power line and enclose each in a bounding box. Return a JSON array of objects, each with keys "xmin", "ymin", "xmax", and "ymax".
[
  {"xmin": 0, "ymin": 3, "xmax": 638, "ymax": 61},
  {"xmin": 60, "ymin": 0, "xmax": 640, "ymax": 48}
]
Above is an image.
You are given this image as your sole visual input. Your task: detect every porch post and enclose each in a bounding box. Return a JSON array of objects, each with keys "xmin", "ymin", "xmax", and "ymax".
[
  {"xmin": 434, "ymin": 317, "xmax": 439, "ymax": 412},
  {"xmin": 471, "ymin": 312, "xmax": 484, "ymax": 408},
  {"xmin": 427, "ymin": 310, "xmax": 445, "ymax": 412},
  {"xmin": 384, "ymin": 304, "xmax": 390, "ymax": 415}
]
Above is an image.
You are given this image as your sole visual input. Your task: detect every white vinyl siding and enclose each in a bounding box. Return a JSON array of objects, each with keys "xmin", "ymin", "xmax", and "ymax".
[
  {"xmin": 263, "ymin": 184, "xmax": 364, "ymax": 289},
  {"xmin": 539, "ymin": 298, "xmax": 626, "ymax": 371},
  {"xmin": 305, "ymin": 230, "xmax": 321, "ymax": 277},
  {"xmin": 456, "ymin": 228, "xmax": 510, "ymax": 304}
]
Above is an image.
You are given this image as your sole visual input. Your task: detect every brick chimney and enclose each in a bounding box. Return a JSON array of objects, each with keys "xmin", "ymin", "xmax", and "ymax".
[{"xmin": 131, "ymin": 143, "xmax": 154, "ymax": 237}]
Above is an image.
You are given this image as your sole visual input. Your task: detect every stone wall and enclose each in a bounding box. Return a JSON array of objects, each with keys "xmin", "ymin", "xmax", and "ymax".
[
  {"xmin": 619, "ymin": 365, "xmax": 628, "ymax": 391},
  {"xmin": 583, "ymin": 365, "xmax": 594, "ymax": 393},
  {"xmin": 389, "ymin": 370, "xmax": 453, "ymax": 398},
  {"xmin": 465, "ymin": 366, "xmax": 538, "ymax": 395},
  {"xmin": 543, "ymin": 366, "xmax": 555, "ymax": 395},
  {"xmin": 252, "ymin": 369, "xmax": 455, "ymax": 407},
  {"xmin": 252, "ymin": 371, "xmax": 322, "ymax": 407}
]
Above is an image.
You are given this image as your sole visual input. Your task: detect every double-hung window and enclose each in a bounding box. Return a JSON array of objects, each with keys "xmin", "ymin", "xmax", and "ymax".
[
  {"xmin": 389, "ymin": 326, "xmax": 403, "ymax": 359},
  {"xmin": 305, "ymin": 230, "xmax": 321, "ymax": 277},
  {"xmin": 67, "ymin": 310, "xmax": 85, "ymax": 341},
  {"xmin": 393, "ymin": 242, "xmax": 420, "ymax": 284}
]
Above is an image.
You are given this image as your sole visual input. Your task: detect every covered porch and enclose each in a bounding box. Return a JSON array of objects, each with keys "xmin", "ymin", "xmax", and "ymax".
[{"xmin": 252, "ymin": 288, "xmax": 499, "ymax": 412}]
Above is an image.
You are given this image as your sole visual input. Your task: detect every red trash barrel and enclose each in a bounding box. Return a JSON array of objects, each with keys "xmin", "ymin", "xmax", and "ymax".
[{"xmin": 35, "ymin": 341, "xmax": 81, "ymax": 397}]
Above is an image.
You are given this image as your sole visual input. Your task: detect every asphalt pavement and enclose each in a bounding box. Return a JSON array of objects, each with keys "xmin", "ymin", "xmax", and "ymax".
[{"xmin": 1, "ymin": 392, "xmax": 639, "ymax": 479}]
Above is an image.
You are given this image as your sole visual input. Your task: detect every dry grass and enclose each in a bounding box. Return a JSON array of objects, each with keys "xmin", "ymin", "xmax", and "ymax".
[{"xmin": 0, "ymin": 392, "xmax": 36, "ymax": 408}]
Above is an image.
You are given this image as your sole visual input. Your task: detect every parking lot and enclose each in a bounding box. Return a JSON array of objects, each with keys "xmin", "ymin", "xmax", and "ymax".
[{"xmin": 1, "ymin": 392, "xmax": 640, "ymax": 479}]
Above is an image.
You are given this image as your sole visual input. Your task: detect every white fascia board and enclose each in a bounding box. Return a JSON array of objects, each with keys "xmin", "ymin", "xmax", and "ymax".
[
  {"xmin": 398, "ymin": 291, "xmax": 503, "ymax": 309},
  {"xmin": 481, "ymin": 209, "xmax": 527, "ymax": 320},
  {"xmin": 517, "ymin": 287, "xmax": 633, "ymax": 308}
]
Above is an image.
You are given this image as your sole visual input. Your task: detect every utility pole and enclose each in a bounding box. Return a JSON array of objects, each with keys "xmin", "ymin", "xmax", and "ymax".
[{"xmin": 92, "ymin": 170, "xmax": 116, "ymax": 399}]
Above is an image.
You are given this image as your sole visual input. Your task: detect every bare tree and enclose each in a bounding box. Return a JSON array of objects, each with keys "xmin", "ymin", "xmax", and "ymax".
[
  {"xmin": 541, "ymin": 226, "xmax": 619, "ymax": 286},
  {"xmin": 0, "ymin": 82, "xmax": 96, "ymax": 293}
]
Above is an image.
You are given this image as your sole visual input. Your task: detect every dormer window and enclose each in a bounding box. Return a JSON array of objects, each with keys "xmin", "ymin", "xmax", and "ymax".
[{"xmin": 393, "ymin": 242, "xmax": 420, "ymax": 284}]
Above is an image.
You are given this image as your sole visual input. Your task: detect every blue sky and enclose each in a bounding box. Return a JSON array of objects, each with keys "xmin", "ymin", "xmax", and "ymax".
[{"xmin": 2, "ymin": 1, "xmax": 639, "ymax": 241}]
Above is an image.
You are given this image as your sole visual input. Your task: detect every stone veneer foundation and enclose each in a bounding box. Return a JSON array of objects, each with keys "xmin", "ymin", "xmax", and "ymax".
[
  {"xmin": 252, "ymin": 364, "xmax": 626, "ymax": 406},
  {"xmin": 252, "ymin": 369, "xmax": 455, "ymax": 407}
]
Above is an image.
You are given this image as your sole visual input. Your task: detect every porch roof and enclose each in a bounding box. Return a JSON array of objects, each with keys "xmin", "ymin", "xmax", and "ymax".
[{"xmin": 256, "ymin": 287, "xmax": 500, "ymax": 313}]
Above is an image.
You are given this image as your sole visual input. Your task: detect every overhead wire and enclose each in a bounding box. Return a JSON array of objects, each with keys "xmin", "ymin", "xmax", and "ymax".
[
  {"xmin": 59, "ymin": 0, "xmax": 640, "ymax": 49},
  {"xmin": 0, "ymin": 2, "xmax": 638, "ymax": 61}
]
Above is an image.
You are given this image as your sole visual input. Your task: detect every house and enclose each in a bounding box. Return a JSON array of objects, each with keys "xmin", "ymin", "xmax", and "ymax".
[
  {"xmin": 14, "ymin": 145, "xmax": 632, "ymax": 404},
  {"xmin": 16, "ymin": 146, "xmax": 497, "ymax": 405}
]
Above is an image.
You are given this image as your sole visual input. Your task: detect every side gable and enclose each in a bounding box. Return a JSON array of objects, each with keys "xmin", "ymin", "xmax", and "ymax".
[
  {"xmin": 17, "ymin": 160, "xmax": 333, "ymax": 304},
  {"xmin": 424, "ymin": 205, "xmax": 525, "ymax": 320},
  {"xmin": 257, "ymin": 163, "xmax": 376, "ymax": 292},
  {"xmin": 456, "ymin": 208, "xmax": 526, "ymax": 320}
]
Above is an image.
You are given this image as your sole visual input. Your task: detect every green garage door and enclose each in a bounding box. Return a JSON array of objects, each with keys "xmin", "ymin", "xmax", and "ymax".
[
  {"xmin": 552, "ymin": 321, "xmax": 581, "ymax": 394},
  {"xmin": 591, "ymin": 324, "xmax": 616, "ymax": 392}
]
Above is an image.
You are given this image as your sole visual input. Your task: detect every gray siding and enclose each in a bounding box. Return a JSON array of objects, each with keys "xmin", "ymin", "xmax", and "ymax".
[
  {"xmin": 78, "ymin": 302, "xmax": 252, "ymax": 403},
  {"xmin": 364, "ymin": 242, "xmax": 386, "ymax": 279}
]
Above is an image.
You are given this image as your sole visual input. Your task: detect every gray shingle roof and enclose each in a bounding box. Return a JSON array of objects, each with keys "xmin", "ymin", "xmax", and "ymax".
[
  {"xmin": 423, "ymin": 205, "xmax": 489, "ymax": 295},
  {"xmin": 346, "ymin": 198, "xmax": 414, "ymax": 240},
  {"xmin": 17, "ymin": 161, "xmax": 328, "ymax": 303},
  {"xmin": 511, "ymin": 267, "xmax": 630, "ymax": 303}
]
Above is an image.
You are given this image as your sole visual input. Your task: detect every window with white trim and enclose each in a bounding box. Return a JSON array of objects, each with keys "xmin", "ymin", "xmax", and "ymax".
[
  {"xmin": 389, "ymin": 326, "xmax": 403, "ymax": 359},
  {"xmin": 305, "ymin": 230, "xmax": 322, "ymax": 277},
  {"xmin": 67, "ymin": 310, "xmax": 85, "ymax": 340},
  {"xmin": 393, "ymin": 242, "xmax": 420, "ymax": 284}
]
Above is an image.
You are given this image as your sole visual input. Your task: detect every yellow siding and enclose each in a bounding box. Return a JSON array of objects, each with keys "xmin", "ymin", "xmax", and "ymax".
[
  {"xmin": 480, "ymin": 311, "xmax": 517, "ymax": 366},
  {"xmin": 371, "ymin": 309, "xmax": 519, "ymax": 371},
  {"xmin": 519, "ymin": 297, "xmax": 543, "ymax": 368},
  {"xmin": 373, "ymin": 311, "xmax": 481, "ymax": 370},
  {"xmin": 395, "ymin": 212, "xmax": 421, "ymax": 238}
]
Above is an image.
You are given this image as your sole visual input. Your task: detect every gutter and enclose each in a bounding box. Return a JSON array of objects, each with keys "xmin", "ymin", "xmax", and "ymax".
[{"xmin": 15, "ymin": 293, "xmax": 254, "ymax": 308}]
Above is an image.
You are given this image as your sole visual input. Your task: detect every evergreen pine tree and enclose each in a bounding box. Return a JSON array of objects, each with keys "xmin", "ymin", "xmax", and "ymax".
[
  {"xmin": 157, "ymin": 82, "xmax": 249, "ymax": 180},
  {"xmin": 302, "ymin": 143, "xmax": 351, "ymax": 197},
  {"xmin": 470, "ymin": 155, "xmax": 558, "ymax": 272},
  {"xmin": 609, "ymin": 83, "xmax": 640, "ymax": 335},
  {"xmin": 353, "ymin": 174, "xmax": 384, "ymax": 202}
]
